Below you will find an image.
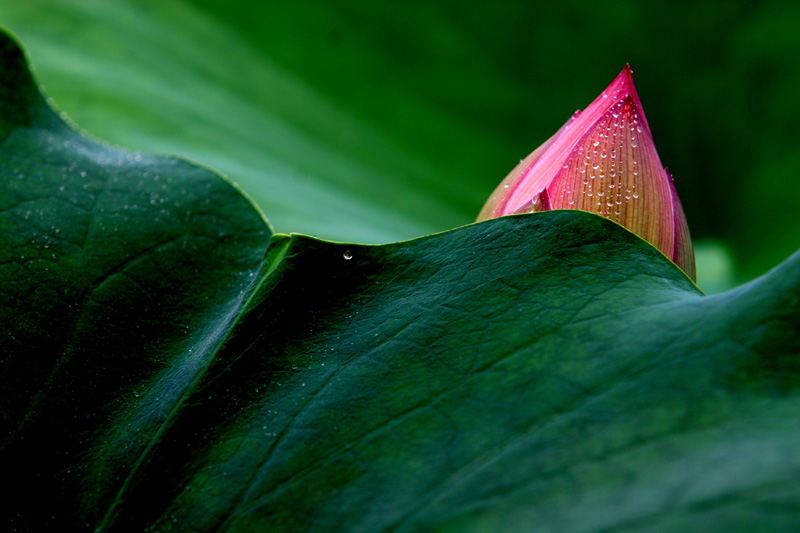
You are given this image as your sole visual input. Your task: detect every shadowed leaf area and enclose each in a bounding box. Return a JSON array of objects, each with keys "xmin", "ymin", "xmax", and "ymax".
[{"xmin": 2, "ymin": 29, "xmax": 800, "ymax": 533}]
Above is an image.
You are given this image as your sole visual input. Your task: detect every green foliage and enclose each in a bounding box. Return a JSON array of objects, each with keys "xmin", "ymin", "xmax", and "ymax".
[{"xmin": 2, "ymin": 26, "xmax": 800, "ymax": 531}]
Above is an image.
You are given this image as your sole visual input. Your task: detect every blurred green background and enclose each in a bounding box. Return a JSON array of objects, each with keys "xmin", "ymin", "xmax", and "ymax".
[{"xmin": 2, "ymin": 0, "xmax": 799, "ymax": 293}]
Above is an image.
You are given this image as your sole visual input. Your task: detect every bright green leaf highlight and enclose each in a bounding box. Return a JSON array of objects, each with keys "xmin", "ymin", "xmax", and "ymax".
[{"xmin": 0, "ymin": 0, "xmax": 470, "ymax": 244}]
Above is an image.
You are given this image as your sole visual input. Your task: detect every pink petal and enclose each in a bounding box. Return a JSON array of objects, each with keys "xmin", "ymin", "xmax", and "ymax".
[
  {"xmin": 501, "ymin": 65, "xmax": 642, "ymax": 215},
  {"xmin": 667, "ymin": 169, "xmax": 696, "ymax": 280},
  {"xmin": 477, "ymin": 111, "xmax": 579, "ymax": 220}
]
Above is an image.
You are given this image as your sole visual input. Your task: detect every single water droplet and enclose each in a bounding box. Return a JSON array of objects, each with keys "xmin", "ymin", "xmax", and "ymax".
[
  {"xmin": 632, "ymin": 192, "xmax": 639, "ymax": 199},
  {"xmin": 343, "ymin": 251, "xmax": 353, "ymax": 260},
  {"xmin": 592, "ymin": 141, "xmax": 600, "ymax": 147}
]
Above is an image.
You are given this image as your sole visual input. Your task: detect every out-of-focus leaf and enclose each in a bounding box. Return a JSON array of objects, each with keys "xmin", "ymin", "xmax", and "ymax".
[{"xmin": 0, "ymin": 0, "xmax": 474, "ymax": 244}]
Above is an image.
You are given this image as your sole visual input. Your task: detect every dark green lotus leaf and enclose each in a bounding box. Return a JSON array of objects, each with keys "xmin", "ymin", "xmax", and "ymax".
[
  {"xmin": 0, "ymin": 30, "xmax": 271, "ymax": 530},
  {"xmin": 2, "ymin": 27, "xmax": 800, "ymax": 533},
  {"xmin": 107, "ymin": 216, "xmax": 800, "ymax": 533}
]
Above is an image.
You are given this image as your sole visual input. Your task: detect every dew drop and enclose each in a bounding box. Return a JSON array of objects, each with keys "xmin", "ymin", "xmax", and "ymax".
[{"xmin": 343, "ymin": 251, "xmax": 353, "ymax": 260}]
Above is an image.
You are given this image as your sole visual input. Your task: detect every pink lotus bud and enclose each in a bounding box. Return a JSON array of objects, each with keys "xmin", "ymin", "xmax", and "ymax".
[{"xmin": 478, "ymin": 65, "xmax": 696, "ymax": 281}]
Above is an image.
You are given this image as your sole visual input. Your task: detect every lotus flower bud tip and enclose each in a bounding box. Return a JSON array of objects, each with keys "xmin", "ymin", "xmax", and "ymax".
[{"xmin": 478, "ymin": 66, "xmax": 696, "ymax": 281}]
